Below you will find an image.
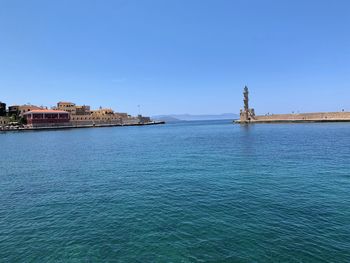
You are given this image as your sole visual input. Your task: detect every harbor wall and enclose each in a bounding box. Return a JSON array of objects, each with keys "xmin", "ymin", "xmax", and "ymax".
[
  {"xmin": 1, "ymin": 121, "xmax": 165, "ymax": 132},
  {"xmin": 235, "ymin": 87, "xmax": 350, "ymax": 124},
  {"xmin": 238, "ymin": 111, "xmax": 350, "ymax": 123}
]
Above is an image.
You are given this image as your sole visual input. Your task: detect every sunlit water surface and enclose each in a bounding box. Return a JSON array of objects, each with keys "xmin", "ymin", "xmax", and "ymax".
[{"xmin": 1, "ymin": 121, "xmax": 350, "ymax": 262}]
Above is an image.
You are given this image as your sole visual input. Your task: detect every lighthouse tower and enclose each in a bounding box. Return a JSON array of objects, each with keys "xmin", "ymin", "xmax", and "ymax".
[{"xmin": 239, "ymin": 86, "xmax": 255, "ymax": 123}]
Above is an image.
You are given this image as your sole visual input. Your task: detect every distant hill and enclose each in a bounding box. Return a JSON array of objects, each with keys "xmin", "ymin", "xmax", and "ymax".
[
  {"xmin": 152, "ymin": 116, "xmax": 181, "ymax": 122},
  {"xmin": 152, "ymin": 113, "xmax": 239, "ymax": 122}
]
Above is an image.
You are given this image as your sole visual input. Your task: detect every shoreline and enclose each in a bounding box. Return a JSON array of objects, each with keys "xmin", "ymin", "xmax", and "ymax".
[{"xmin": 0, "ymin": 121, "xmax": 165, "ymax": 132}]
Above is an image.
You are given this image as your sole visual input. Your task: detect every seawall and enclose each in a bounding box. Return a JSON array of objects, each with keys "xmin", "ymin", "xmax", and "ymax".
[
  {"xmin": 0, "ymin": 121, "xmax": 165, "ymax": 132},
  {"xmin": 235, "ymin": 112, "xmax": 350, "ymax": 124}
]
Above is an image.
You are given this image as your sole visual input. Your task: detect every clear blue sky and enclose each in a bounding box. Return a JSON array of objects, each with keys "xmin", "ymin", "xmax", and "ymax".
[{"xmin": 1, "ymin": 0, "xmax": 349, "ymax": 116}]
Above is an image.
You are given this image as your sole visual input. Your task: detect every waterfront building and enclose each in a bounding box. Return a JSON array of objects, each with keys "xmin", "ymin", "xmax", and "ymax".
[
  {"xmin": 138, "ymin": 115, "xmax": 151, "ymax": 124},
  {"xmin": 18, "ymin": 105, "xmax": 44, "ymax": 116},
  {"xmin": 24, "ymin": 110, "xmax": 70, "ymax": 127},
  {"xmin": 90, "ymin": 108, "xmax": 130, "ymax": 122},
  {"xmin": 75, "ymin": 105, "xmax": 91, "ymax": 115},
  {"xmin": 15, "ymin": 101, "xmax": 155, "ymax": 128},
  {"xmin": 0, "ymin": 116, "xmax": 10, "ymax": 127},
  {"xmin": 57, "ymin": 102, "xmax": 77, "ymax": 115},
  {"xmin": 0, "ymin": 102, "xmax": 6, "ymax": 116},
  {"xmin": 8, "ymin": 105, "xmax": 19, "ymax": 117},
  {"xmin": 8, "ymin": 105, "xmax": 44, "ymax": 117},
  {"xmin": 70, "ymin": 108, "xmax": 134, "ymax": 126},
  {"xmin": 1, "ymin": 98, "xmax": 156, "ymax": 129}
]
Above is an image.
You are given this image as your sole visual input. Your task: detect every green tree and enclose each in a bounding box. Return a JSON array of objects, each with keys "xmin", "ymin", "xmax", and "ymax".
[
  {"xmin": 19, "ymin": 116, "xmax": 27, "ymax": 125},
  {"xmin": 9, "ymin": 115, "xmax": 17, "ymax": 122}
]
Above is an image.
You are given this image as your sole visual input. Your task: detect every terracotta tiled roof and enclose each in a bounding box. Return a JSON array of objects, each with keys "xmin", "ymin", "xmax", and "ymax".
[{"xmin": 23, "ymin": 110, "xmax": 69, "ymax": 114}]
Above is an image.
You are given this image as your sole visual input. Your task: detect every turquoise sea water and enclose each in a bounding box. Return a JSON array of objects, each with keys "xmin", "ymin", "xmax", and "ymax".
[{"xmin": 1, "ymin": 120, "xmax": 350, "ymax": 262}]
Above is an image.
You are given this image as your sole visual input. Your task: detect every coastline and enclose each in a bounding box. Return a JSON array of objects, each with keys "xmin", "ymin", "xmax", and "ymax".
[{"xmin": 0, "ymin": 121, "xmax": 165, "ymax": 132}]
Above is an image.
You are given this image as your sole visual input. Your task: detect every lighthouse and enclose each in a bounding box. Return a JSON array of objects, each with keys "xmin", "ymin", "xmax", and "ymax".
[{"xmin": 239, "ymin": 86, "xmax": 255, "ymax": 123}]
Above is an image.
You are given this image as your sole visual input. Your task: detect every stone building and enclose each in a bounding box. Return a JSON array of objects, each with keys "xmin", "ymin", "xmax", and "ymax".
[
  {"xmin": 18, "ymin": 105, "xmax": 44, "ymax": 116},
  {"xmin": 57, "ymin": 102, "xmax": 92, "ymax": 116},
  {"xmin": 55, "ymin": 101, "xmax": 153, "ymax": 126},
  {"xmin": 7, "ymin": 104, "xmax": 44, "ymax": 117},
  {"xmin": 0, "ymin": 116, "xmax": 10, "ymax": 127},
  {"xmin": 75, "ymin": 105, "xmax": 91, "ymax": 115},
  {"xmin": 8, "ymin": 105, "xmax": 19, "ymax": 117},
  {"xmin": 138, "ymin": 115, "xmax": 151, "ymax": 124},
  {"xmin": 70, "ymin": 108, "xmax": 134, "ymax": 126},
  {"xmin": 57, "ymin": 102, "xmax": 77, "ymax": 115}
]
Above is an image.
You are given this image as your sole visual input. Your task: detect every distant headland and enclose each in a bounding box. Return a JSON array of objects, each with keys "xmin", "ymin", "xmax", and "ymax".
[
  {"xmin": 153, "ymin": 113, "xmax": 239, "ymax": 122},
  {"xmin": 235, "ymin": 86, "xmax": 350, "ymax": 124}
]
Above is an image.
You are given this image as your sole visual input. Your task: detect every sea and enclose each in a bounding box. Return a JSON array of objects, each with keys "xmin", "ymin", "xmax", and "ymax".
[{"xmin": 0, "ymin": 120, "xmax": 349, "ymax": 262}]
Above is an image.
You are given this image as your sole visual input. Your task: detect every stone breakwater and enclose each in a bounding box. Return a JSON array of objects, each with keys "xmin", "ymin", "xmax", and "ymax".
[
  {"xmin": 236, "ymin": 87, "xmax": 350, "ymax": 124},
  {"xmin": 235, "ymin": 112, "xmax": 350, "ymax": 124}
]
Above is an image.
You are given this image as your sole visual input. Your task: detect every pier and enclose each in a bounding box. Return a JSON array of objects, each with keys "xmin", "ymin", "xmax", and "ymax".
[{"xmin": 235, "ymin": 87, "xmax": 350, "ymax": 124}]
